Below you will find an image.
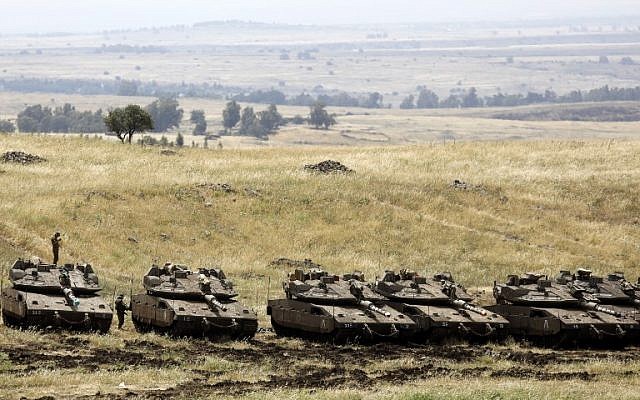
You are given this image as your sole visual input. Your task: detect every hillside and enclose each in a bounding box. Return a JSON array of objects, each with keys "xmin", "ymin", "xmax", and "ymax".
[
  {"xmin": 1, "ymin": 135, "xmax": 640, "ymax": 398},
  {"xmin": 2, "ymin": 134, "xmax": 640, "ymax": 301}
]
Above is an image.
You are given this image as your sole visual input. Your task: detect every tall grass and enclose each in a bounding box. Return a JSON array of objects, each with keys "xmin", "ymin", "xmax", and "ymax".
[{"xmin": 1, "ymin": 135, "xmax": 639, "ymax": 316}]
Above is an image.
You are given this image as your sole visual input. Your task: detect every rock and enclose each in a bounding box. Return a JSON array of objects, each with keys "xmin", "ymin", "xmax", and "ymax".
[
  {"xmin": 127, "ymin": 236, "xmax": 138, "ymax": 243},
  {"xmin": 160, "ymin": 233, "xmax": 170, "ymax": 240},
  {"xmin": 196, "ymin": 183, "xmax": 235, "ymax": 193},
  {"xmin": 270, "ymin": 258, "xmax": 323, "ymax": 269},
  {"xmin": 304, "ymin": 160, "xmax": 353, "ymax": 174},
  {"xmin": 160, "ymin": 149, "xmax": 177, "ymax": 156},
  {"xmin": 1, "ymin": 151, "xmax": 46, "ymax": 164}
]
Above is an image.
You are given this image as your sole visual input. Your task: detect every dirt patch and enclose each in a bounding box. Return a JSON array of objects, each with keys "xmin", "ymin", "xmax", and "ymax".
[
  {"xmin": 2, "ymin": 151, "xmax": 46, "ymax": 164},
  {"xmin": 12, "ymin": 333, "xmax": 640, "ymax": 399},
  {"xmin": 490, "ymin": 367, "xmax": 593, "ymax": 381},
  {"xmin": 304, "ymin": 160, "xmax": 353, "ymax": 174}
]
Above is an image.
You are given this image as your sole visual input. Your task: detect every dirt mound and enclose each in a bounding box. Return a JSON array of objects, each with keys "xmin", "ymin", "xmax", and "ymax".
[
  {"xmin": 270, "ymin": 258, "xmax": 323, "ymax": 269},
  {"xmin": 304, "ymin": 160, "xmax": 353, "ymax": 174},
  {"xmin": 2, "ymin": 151, "xmax": 46, "ymax": 164}
]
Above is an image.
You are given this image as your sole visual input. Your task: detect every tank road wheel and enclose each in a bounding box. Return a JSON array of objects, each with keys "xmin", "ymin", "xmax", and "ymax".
[
  {"xmin": 270, "ymin": 318, "xmax": 290, "ymax": 337},
  {"xmin": 133, "ymin": 318, "xmax": 152, "ymax": 334},
  {"xmin": 93, "ymin": 319, "xmax": 112, "ymax": 335}
]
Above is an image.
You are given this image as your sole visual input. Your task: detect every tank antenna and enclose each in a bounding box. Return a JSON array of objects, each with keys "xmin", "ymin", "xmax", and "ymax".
[{"xmin": 266, "ymin": 276, "xmax": 271, "ymax": 302}]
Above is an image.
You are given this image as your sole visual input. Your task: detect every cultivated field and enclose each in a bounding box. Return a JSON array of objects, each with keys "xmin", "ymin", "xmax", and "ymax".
[{"xmin": 1, "ymin": 135, "xmax": 640, "ymax": 398}]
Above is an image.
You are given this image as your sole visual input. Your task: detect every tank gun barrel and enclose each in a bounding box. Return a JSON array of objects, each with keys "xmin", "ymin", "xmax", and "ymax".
[
  {"xmin": 452, "ymin": 299, "xmax": 487, "ymax": 316},
  {"xmin": 204, "ymin": 294, "xmax": 227, "ymax": 311},
  {"xmin": 359, "ymin": 300, "xmax": 390, "ymax": 317},
  {"xmin": 581, "ymin": 301, "xmax": 621, "ymax": 317},
  {"xmin": 62, "ymin": 288, "xmax": 80, "ymax": 307}
]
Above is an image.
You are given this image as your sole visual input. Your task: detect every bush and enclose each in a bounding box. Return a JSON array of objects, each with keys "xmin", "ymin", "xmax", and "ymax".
[{"xmin": 0, "ymin": 120, "xmax": 15, "ymax": 133}]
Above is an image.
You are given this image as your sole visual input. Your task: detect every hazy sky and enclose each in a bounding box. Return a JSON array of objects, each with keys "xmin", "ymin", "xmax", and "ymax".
[{"xmin": 1, "ymin": 0, "xmax": 637, "ymax": 34}]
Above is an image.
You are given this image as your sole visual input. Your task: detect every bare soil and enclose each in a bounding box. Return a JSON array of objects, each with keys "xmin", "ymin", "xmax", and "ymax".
[{"xmin": 5, "ymin": 332, "xmax": 640, "ymax": 399}]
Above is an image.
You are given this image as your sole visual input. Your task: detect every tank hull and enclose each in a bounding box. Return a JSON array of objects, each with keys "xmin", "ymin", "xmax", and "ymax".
[
  {"xmin": 487, "ymin": 304, "xmax": 640, "ymax": 346},
  {"xmin": 267, "ymin": 299, "xmax": 416, "ymax": 343},
  {"xmin": 1, "ymin": 287, "xmax": 113, "ymax": 333},
  {"xmin": 131, "ymin": 294, "xmax": 257, "ymax": 339},
  {"xmin": 387, "ymin": 302, "xmax": 509, "ymax": 342}
]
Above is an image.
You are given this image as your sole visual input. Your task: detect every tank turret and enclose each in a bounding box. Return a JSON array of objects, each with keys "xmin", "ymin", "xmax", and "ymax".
[
  {"xmin": 268, "ymin": 267, "xmax": 416, "ymax": 343},
  {"xmin": 372, "ymin": 269, "xmax": 508, "ymax": 342},
  {"xmin": 488, "ymin": 271, "xmax": 640, "ymax": 346},
  {"xmin": 1, "ymin": 258, "xmax": 113, "ymax": 333},
  {"xmin": 131, "ymin": 262, "xmax": 257, "ymax": 339}
]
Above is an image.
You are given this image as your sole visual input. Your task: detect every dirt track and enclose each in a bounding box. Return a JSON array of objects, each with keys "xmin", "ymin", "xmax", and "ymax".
[{"xmin": 4, "ymin": 332, "xmax": 640, "ymax": 399}]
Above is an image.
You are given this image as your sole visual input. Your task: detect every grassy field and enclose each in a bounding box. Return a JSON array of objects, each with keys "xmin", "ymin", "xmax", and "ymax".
[{"xmin": 1, "ymin": 134, "xmax": 640, "ymax": 398}]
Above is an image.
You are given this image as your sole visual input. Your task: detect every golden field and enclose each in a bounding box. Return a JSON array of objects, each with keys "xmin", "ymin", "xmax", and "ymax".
[{"xmin": 1, "ymin": 134, "xmax": 640, "ymax": 399}]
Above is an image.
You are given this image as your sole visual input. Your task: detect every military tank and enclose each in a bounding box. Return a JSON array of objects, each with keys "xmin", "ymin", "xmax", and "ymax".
[
  {"xmin": 557, "ymin": 269, "xmax": 640, "ymax": 322},
  {"xmin": 267, "ymin": 268, "xmax": 416, "ymax": 343},
  {"xmin": 371, "ymin": 270, "xmax": 509, "ymax": 342},
  {"xmin": 1, "ymin": 258, "xmax": 113, "ymax": 333},
  {"xmin": 131, "ymin": 263, "xmax": 258, "ymax": 339},
  {"xmin": 487, "ymin": 272, "xmax": 640, "ymax": 346}
]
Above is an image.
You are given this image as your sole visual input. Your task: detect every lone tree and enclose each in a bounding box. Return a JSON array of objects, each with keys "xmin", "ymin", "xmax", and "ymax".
[
  {"xmin": 190, "ymin": 110, "xmax": 207, "ymax": 135},
  {"xmin": 308, "ymin": 102, "xmax": 336, "ymax": 129},
  {"xmin": 104, "ymin": 105, "xmax": 153, "ymax": 144},
  {"xmin": 222, "ymin": 101, "xmax": 241, "ymax": 132},
  {"xmin": 146, "ymin": 98, "xmax": 183, "ymax": 132}
]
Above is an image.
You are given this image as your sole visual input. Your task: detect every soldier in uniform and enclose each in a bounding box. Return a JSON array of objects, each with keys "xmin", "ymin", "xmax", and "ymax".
[
  {"xmin": 114, "ymin": 295, "xmax": 130, "ymax": 329},
  {"xmin": 51, "ymin": 232, "xmax": 62, "ymax": 265}
]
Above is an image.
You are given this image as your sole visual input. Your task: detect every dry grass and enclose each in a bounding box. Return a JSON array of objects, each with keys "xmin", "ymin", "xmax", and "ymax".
[
  {"xmin": 1, "ymin": 134, "xmax": 640, "ymax": 398},
  {"xmin": 1, "ymin": 134, "xmax": 640, "ymax": 310}
]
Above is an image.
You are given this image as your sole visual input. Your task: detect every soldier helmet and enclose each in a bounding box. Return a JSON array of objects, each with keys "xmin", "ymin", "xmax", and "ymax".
[{"xmin": 117, "ymin": 294, "xmax": 124, "ymax": 299}]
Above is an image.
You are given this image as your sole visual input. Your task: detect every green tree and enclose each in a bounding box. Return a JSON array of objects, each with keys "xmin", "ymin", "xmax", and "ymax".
[
  {"xmin": 222, "ymin": 101, "xmax": 241, "ymax": 132},
  {"xmin": 308, "ymin": 102, "xmax": 336, "ymax": 129},
  {"xmin": 462, "ymin": 87, "xmax": 483, "ymax": 108},
  {"xmin": 399, "ymin": 95, "xmax": 415, "ymax": 109},
  {"xmin": 104, "ymin": 105, "xmax": 153, "ymax": 144},
  {"xmin": 238, "ymin": 106, "xmax": 267, "ymax": 138},
  {"xmin": 416, "ymin": 88, "xmax": 439, "ymax": 108},
  {"xmin": 362, "ymin": 92, "xmax": 383, "ymax": 108},
  {"xmin": 257, "ymin": 104, "xmax": 283, "ymax": 132},
  {"xmin": 146, "ymin": 98, "xmax": 183, "ymax": 132},
  {"xmin": 190, "ymin": 110, "xmax": 207, "ymax": 135},
  {"xmin": 176, "ymin": 133, "xmax": 184, "ymax": 147},
  {"xmin": 0, "ymin": 120, "xmax": 15, "ymax": 133}
]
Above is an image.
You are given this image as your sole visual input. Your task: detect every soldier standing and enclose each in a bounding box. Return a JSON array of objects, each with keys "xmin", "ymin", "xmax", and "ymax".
[
  {"xmin": 114, "ymin": 294, "xmax": 129, "ymax": 329},
  {"xmin": 51, "ymin": 232, "xmax": 62, "ymax": 265}
]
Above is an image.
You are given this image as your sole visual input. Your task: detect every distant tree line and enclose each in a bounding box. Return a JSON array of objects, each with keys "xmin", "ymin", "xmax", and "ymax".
[
  {"xmin": 0, "ymin": 78, "xmax": 232, "ymax": 99},
  {"xmin": 16, "ymin": 97, "xmax": 183, "ymax": 134},
  {"xmin": 17, "ymin": 104, "xmax": 106, "ymax": 133},
  {"xmin": 3, "ymin": 76, "xmax": 640, "ymax": 111},
  {"xmin": 221, "ymin": 101, "xmax": 335, "ymax": 138},
  {"xmin": 232, "ymin": 90, "xmax": 386, "ymax": 109},
  {"xmin": 399, "ymin": 85, "xmax": 640, "ymax": 109}
]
